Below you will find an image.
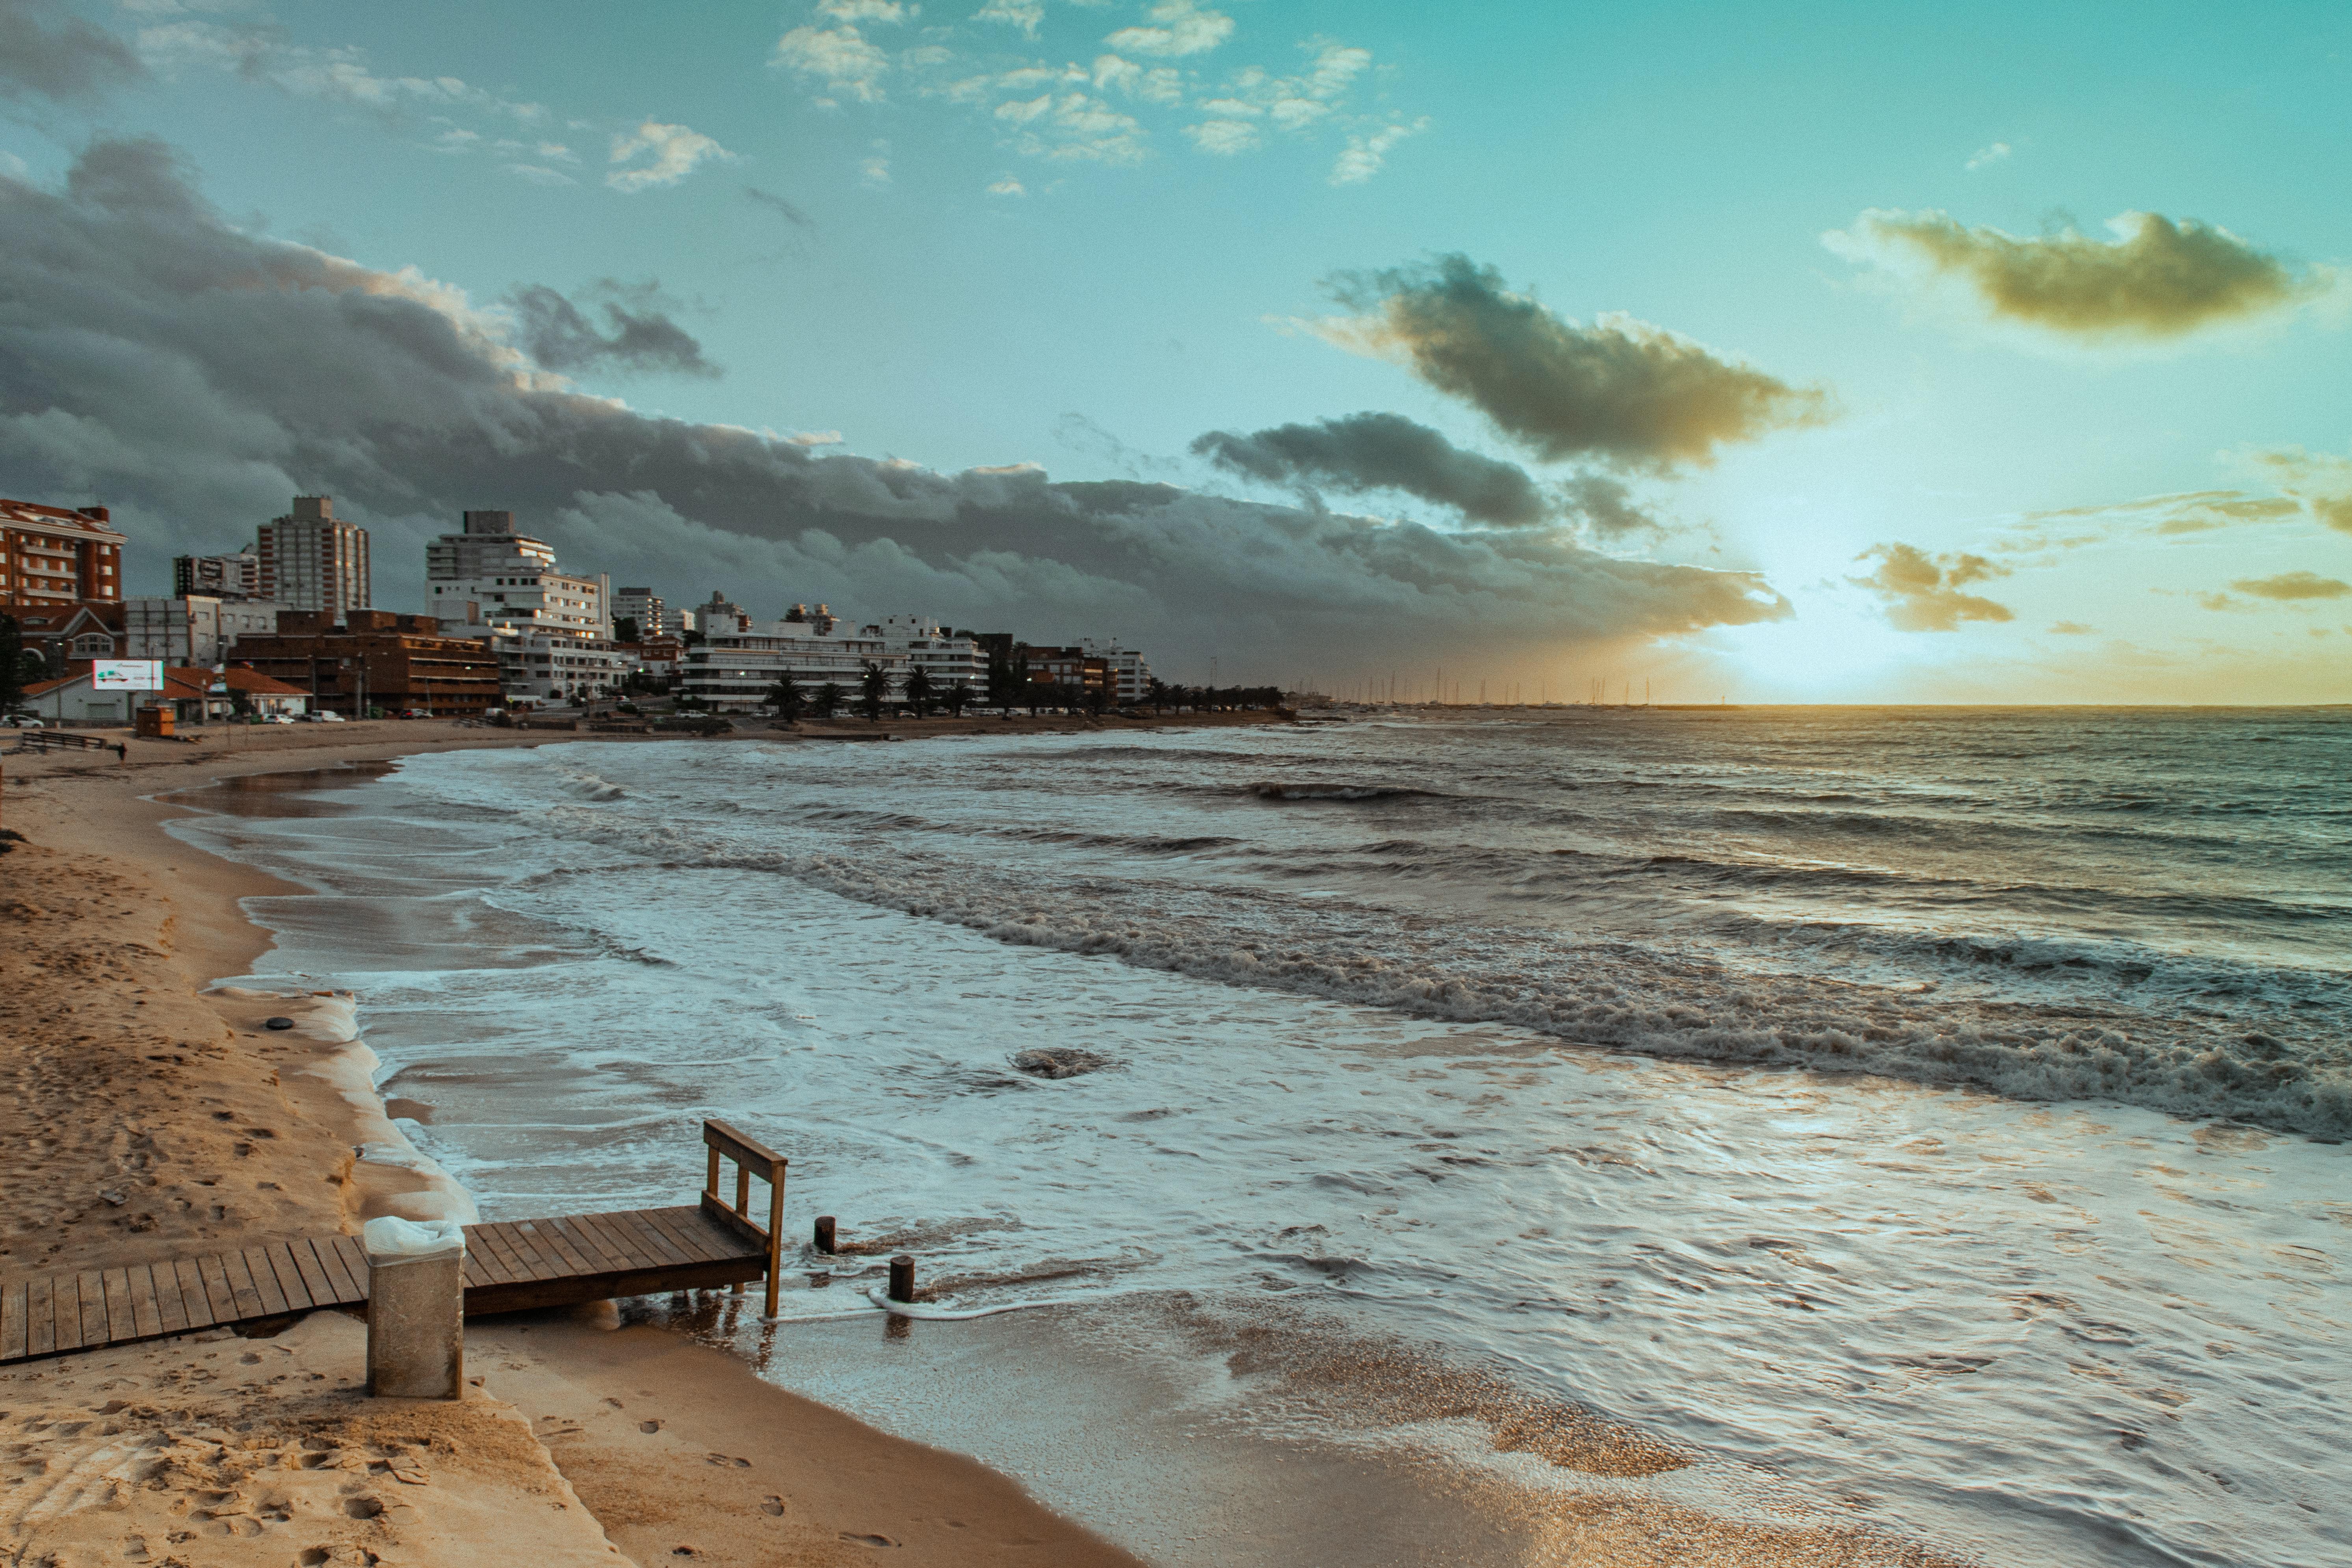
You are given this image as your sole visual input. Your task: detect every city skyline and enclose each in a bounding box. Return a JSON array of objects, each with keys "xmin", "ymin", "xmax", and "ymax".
[{"xmin": 0, "ymin": 1, "xmax": 2346, "ymax": 698}]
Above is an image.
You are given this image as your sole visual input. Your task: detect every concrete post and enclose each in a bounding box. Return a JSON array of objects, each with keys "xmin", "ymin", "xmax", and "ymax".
[{"xmin": 363, "ymin": 1217, "xmax": 466, "ymax": 1400}]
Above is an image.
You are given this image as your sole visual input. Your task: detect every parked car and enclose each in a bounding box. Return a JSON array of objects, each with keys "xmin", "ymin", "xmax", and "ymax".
[
  {"xmin": 317, "ymin": 710, "xmax": 345, "ymax": 722},
  {"xmin": 4, "ymin": 714, "xmax": 42, "ymax": 728},
  {"xmin": 264, "ymin": 713, "xmax": 295, "ymax": 725}
]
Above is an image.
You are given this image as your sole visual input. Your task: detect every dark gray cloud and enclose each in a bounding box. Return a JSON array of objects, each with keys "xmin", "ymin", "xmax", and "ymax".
[
  {"xmin": 0, "ymin": 139, "xmax": 1793, "ymax": 676},
  {"xmin": 0, "ymin": 0, "xmax": 141, "ymax": 104},
  {"xmin": 1191, "ymin": 412, "xmax": 1546, "ymax": 527},
  {"xmin": 1315, "ymin": 254, "xmax": 1830, "ymax": 470},
  {"xmin": 1829, "ymin": 209, "xmax": 2336, "ymax": 338},
  {"xmin": 743, "ymin": 184, "xmax": 814, "ymax": 229},
  {"xmin": 505, "ymin": 280, "xmax": 719, "ymax": 378},
  {"xmin": 1850, "ymin": 543, "xmax": 2012, "ymax": 632}
]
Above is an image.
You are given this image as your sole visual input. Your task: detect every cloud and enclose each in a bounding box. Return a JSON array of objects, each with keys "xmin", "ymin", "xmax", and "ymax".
[
  {"xmin": 1850, "ymin": 544, "xmax": 2013, "ymax": 631},
  {"xmin": 986, "ymin": 175, "xmax": 1026, "ymax": 195},
  {"xmin": 743, "ymin": 184, "xmax": 815, "ymax": 229},
  {"xmin": 1826, "ymin": 208, "xmax": 2338, "ymax": 338},
  {"xmin": 974, "ymin": 0, "xmax": 1044, "ymax": 36},
  {"xmin": 1329, "ymin": 116, "xmax": 1426, "ymax": 185},
  {"xmin": 1964, "ymin": 141, "xmax": 2010, "ymax": 171},
  {"xmin": 504, "ymin": 162, "xmax": 577, "ymax": 188},
  {"xmin": 2231, "ymin": 570, "xmax": 2350, "ymax": 601},
  {"xmin": 606, "ymin": 119, "xmax": 733, "ymax": 191},
  {"xmin": 1182, "ymin": 116, "xmax": 1257, "ymax": 155},
  {"xmin": 771, "ymin": 21, "xmax": 893, "ymax": 103},
  {"xmin": 0, "ymin": 137, "xmax": 1794, "ymax": 678},
  {"xmin": 0, "ymin": 0, "xmax": 144, "ymax": 103},
  {"xmin": 136, "ymin": 20, "xmax": 544, "ymax": 123},
  {"xmin": 997, "ymin": 90, "xmax": 1143, "ymax": 163},
  {"xmin": 1104, "ymin": 0, "xmax": 1231, "ymax": 58},
  {"xmin": 1191, "ymin": 413, "xmax": 1546, "ymax": 527},
  {"xmin": 818, "ymin": 0, "xmax": 908, "ymax": 20},
  {"xmin": 2245, "ymin": 446, "xmax": 2352, "ymax": 535},
  {"xmin": 858, "ymin": 139, "xmax": 891, "ymax": 186},
  {"xmin": 2048, "ymin": 621, "xmax": 2094, "ymax": 635},
  {"xmin": 504, "ymin": 281, "xmax": 719, "ymax": 379},
  {"xmin": 1308, "ymin": 253, "xmax": 1830, "ymax": 470}
]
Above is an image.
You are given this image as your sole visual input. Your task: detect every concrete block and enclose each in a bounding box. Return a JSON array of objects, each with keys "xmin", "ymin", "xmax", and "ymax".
[{"xmin": 363, "ymin": 1216, "xmax": 466, "ymax": 1400}]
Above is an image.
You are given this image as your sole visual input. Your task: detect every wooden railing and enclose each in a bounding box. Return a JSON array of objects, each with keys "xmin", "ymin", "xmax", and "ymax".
[{"xmin": 700, "ymin": 1119, "xmax": 787, "ymax": 1316}]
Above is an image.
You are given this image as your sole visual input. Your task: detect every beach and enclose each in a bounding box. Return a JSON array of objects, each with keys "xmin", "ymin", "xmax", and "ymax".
[
  {"xmin": 6, "ymin": 709, "xmax": 2344, "ymax": 1566},
  {"xmin": 0, "ymin": 719, "xmax": 1158, "ymax": 1567}
]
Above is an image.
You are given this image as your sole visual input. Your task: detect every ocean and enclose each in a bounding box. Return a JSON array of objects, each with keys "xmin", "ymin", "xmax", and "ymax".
[{"xmin": 171, "ymin": 708, "xmax": 2350, "ymax": 1566}]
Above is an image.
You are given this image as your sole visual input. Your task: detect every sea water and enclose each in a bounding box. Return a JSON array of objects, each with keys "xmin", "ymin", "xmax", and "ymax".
[{"xmin": 169, "ymin": 709, "xmax": 2350, "ymax": 1566}]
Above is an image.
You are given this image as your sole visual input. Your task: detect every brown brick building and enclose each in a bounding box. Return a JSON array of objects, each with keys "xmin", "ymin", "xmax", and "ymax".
[
  {"xmin": 230, "ymin": 610, "xmax": 502, "ymax": 717},
  {"xmin": 2, "ymin": 500, "xmax": 125, "ymax": 610},
  {"xmin": 1020, "ymin": 645, "xmax": 1111, "ymax": 697}
]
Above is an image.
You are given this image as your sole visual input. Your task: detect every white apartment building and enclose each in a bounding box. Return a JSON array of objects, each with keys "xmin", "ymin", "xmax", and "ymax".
[
  {"xmin": 865, "ymin": 616, "xmax": 987, "ymax": 695},
  {"xmin": 680, "ymin": 608, "xmax": 902, "ymax": 711},
  {"xmin": 257, "ymin": 496, "xmax": 370, "ymax": 616},
  {"xmin": 124, "ymin": 596, "xmax": 291, "ymax": 666},
  {"xmin": 1081, "ymin": 638, "xmax": 1153, "ymax": 703},
  {"xmin": 612, "ymin": 587, "xmax": 667, "ymax": 639},
  {"xmin": 488, "ymin": 626, "xmax": 632, "ymax": 704},
  {"xmin": 427, "ymin": 510, "xmax": 609, "ymax": 639}
]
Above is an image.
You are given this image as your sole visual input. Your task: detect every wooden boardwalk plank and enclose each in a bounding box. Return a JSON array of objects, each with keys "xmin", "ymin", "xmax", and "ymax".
[
  {"xmin": 516, "ymin": 1219, "xmax": 596, "ymax": 1281},
  {"xmin": 263, "ymin": 1244, "xmax": 314, "ymax": 1312},
  {"xmin": 1, "ymin": 1277, "xmax": 25, "ymax": 1362},
  {"xmin": 328, "ymin": 1235, "xmax": 372, "ymax": 1300},
  {"xmin": 28, "ymin": 1275, "xmax": 56, "ymax": 1357},
  {"xmin": 127, "ymin": 1265, "xmax": 163, "ymax": 1340},
  {"xmin": 602, "ymin": 1208, "xmax": 696, "ymax": 1270},
  {"xmin": 306, "ymin": 1237, "xmax": 360, "ymax": 1306},
  {"xmin": 154, "ymin": 1260, "xmax": 191, "ymax": 1335},
  {"xmin": 286, "ymin": 1239, "xmax": 336, "ymax": 1308},
  {"xmin": 238, "ymin": 1248, "xmax": 289, "ymax": 1317},
  {"xmin": 219, "ymin": 1251, "xmax": 269, "ymax": 1319},
  {"xmin": 76, "ymin": 1271, "xmax": 107, "ymax": 1349},
  {"xmin": 479, "ymin": 1221, "xmax": 550, "ymax": 1281},
  {"xmin": 466, "ymin": 1223, "xmax": 530, "ymax": 1284},
  {"xmin": 175, "ymin": 1257, "xmax": 218, "ymax": 1328},
  {"xmin": 102, "ymin": 1269, "xmax": 138, "ymax": 1343},
  {"xmin": 554, "ymin": 1215, "xmax": 635, "ymax": 1274},
  {"xmin": 641, "ymin": 1206, "xmax": 734, "ymax": 1264},
  {"xmin": 196, "ymin": 1253, "xmax": 240, "ymax": 1323}
]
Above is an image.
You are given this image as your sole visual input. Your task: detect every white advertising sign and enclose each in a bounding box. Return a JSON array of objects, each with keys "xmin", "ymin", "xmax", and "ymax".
[{"xmin": 91, "ymin": 659, "xmax": 164, "ymax": 691}]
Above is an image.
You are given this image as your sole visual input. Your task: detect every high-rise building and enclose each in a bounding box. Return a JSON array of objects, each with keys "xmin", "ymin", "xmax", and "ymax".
[
  {"xmin": 1080, "ymin": 638, "xmax": 1153, "ymax": 703},
  {"xmin": 257, "ymin": 496, "xmax": 370, "ymax": 617},
  {"xmin": 173, "ymin": 547, "xmax": 260, "ymax": 600},
  {"xmin": 1, "ymin": 499, "xmax": 125, "ymax": 610},
  {"xmin": 426, "ymin": 509, "xmax": 608, "ymax": 639},
  {"xmin": 612, "ymin": 587, "xmax": 667, "ymax": 639}
]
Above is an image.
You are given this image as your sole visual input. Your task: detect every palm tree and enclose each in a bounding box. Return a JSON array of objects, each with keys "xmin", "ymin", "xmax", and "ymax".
[
  {"xmin": 942, "ymin": 678, "xmax": 974, "ymax": 716},
  {"xmin": 768, "ymin": 669, "xmax": 805, "ymax": 723},
  {"xmin": 1144, "ymin": 676, "xmax": 1169, "ymax": 714},
  {"xmin": 904, "ymin": 665, "xmax": 934, "ymax": 717},
  {"xmin": 858, "ymin": 660, "xmax": 890, "ymax": 721},
  {"xmin": 812, "ymin": 682, "xmax": 843, "ymax": 719}
]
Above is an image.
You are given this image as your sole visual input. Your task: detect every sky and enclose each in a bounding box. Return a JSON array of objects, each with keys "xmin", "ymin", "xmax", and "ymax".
[{"xmin": 1, "ymin": 0, "xmax": 2348, "ymax": 700}]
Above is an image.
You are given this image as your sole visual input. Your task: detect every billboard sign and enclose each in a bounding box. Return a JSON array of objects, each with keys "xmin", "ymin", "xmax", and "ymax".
[{"xmin": 92, "ymin": 660, "xmax": 164, "ymax": 691}]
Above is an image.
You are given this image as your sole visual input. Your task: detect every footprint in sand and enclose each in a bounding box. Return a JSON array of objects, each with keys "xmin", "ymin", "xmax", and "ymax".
[
  {"xmin": 841, "ymin": 1532, "xmax": 899, "ymax": 1547},
  {"xmin": 760, "ymin": 1496, "xmax": 786, "ymax": 1516},
  {"xmin": 638, "ymin": 1419, "xmax": 662, "ymax": 1433}
]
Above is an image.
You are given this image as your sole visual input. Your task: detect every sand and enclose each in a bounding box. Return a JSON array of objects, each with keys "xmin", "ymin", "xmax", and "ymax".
[{"xmin": 0, "ymin": 719, "xmax": 1146, "ymax": 1568}]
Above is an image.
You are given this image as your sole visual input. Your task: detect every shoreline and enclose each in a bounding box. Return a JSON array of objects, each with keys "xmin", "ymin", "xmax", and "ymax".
[{"xmin": 1, "ymin": 721, "xmax": 1150, "ymax": 1566}]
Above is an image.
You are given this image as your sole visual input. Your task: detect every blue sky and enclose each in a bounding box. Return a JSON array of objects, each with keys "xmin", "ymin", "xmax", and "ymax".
[{"xmin": 3, "ymin": 0, "xmax": 2348, "ymax": 697}]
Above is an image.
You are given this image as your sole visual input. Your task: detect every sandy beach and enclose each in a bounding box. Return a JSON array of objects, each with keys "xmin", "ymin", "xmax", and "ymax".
[{"xmin": 1, "ymin": 718, "xmax": 1156, "ymax": 1567}]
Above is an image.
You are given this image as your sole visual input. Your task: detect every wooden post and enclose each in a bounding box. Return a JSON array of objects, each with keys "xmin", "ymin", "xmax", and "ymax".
[
  {"xmin": 888, "ymin": 1255, "xmax": 915, "ymax": 1304},
  {"xmin": 764, "ymin": 1156, "xmax": 784, "ymax": 1319},
  {"xmin": 736, "ymin": 1162, "xmax": 750, "ymax": 1219},
  {"xmin": 704, "ymin": 1144, "xmax": 721, "ymax": 1202},
  {"xmin": 814, "ymin": 1216, "xmax": 836, "ymax": 1254}
]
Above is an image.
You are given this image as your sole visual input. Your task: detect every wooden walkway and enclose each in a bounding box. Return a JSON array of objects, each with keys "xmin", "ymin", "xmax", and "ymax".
[{"xmin": 1, "ymin": 1122, "xmax": 786, "ymax": 1367}]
